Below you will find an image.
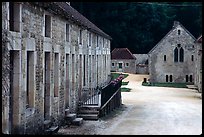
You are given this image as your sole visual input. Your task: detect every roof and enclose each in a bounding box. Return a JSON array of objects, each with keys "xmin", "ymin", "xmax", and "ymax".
[
  {"xmin": 196, "ymin": 35, "xmax": 202, "ymax": 43},
  {"xmin": 31, "ymin": 2, "xmax": 112, "ymax": 40},
  {"xmin": 111, "ymin": 48, "xmax": 136, "ymax": 60},
  {"xmin": 148, "ymin": 21, "xmax": 196, "ymax": 54}
]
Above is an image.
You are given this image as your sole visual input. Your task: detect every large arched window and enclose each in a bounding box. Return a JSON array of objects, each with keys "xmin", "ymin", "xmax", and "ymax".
[
  {"xmin": 179, "ymin": 47, "xmax": 184, "ymax": 62},
  {"xmin": 174, "ymin": 47, "xmax": 178, "ymax": 62}
]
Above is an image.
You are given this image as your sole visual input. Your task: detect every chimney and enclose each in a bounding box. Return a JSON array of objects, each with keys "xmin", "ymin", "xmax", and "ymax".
[{"xmin": 173, "ymin": 21, "xmax": 180, "ymax": 28}]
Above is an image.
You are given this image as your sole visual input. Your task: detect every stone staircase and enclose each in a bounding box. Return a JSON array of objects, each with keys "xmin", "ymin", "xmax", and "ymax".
[
  {"xmin": 65, "ymin": 109, "xmax": 83, "ymax": 126},
  {"xmin": 77, "ymin": 105, "xmax": 100, "ymax": 120},
  {"xmin": 43, "ymin": 120, "xmax": 59, "ymax": 135}
]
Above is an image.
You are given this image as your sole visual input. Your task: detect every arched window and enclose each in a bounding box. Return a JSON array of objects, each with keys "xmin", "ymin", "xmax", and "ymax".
[
  {"xmin": 174, "ymin": 47, "xmax": 178, "ymax": 62},
  {"xmin": 170, "ymin": 75, "xmax": 173, "ymax": 82},
  {"xmin": 179, "ymin": 47, "xmax": 184, "ymax": 62}
]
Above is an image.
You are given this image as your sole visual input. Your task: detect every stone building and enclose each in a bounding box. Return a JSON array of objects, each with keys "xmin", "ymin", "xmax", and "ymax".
[
  {"xmin": 194, "ymin": 35, "xmax": 202, "ymax": 93},
  {"xmin": 148, "ymin": 21, "xmax": 196, "ymax": 83},
  {"xmin": 133, "ymin": 54, "xmax": 149, "ymax": 74},
  {"xmin": 111, "ymin": 48, "xmax": 136, "ymax": 73},
  {"xmin": 2, "ymin": 2, "xmax": 111, "ymax": 134}
]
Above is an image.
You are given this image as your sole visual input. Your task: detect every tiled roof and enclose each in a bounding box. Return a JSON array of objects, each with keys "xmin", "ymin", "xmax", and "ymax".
[
  {"xmin": 111, "ymin": 48, "xmax": 136, "ymax": 60},
  {"xmin": 31, "ymin": 2, "xmax": 111, "ymax": 40}
]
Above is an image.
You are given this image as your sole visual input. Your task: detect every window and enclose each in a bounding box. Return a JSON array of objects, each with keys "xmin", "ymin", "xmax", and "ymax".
[
  {"xmin": 9, "ymin": 2, "xmax": 20, "ymax": 32},
  {"xmin": 174, "ymin": 47, "xmax": 178, "ymax": 62},
  {"xmin": 178, "ymin": 29, "xmax": 181, "ymax": 35},
  {"xmin": 45, "ymin": 15, "xmax": 51, "ymax": 37},
  {"xmin": 170, "ymin": 75, "xmax": 173, "ymax": 82},
  {"xmin": 179, "ymin": 47, "xmax": 184, "ymax": 62},
  {"xmin": 166, "ymin": 75, "xmax": 168, "ymax": 82},
  {"xmin": 118, "ymin": 63, "xmax": 122, "ymax": 69},
  {"xmin": 97, "ymin": 36, "xmax": 99, "ymax": 47},
  {"xmin": 112, "ymin": 63, "xmax": 114, "ymax": 67},
  {"xmin": 79, "ymin": 29, "xmax": 82, "ymax": 44},
  {"xmin": 191, "ymin": 55, "xmax": 194, "ymax": 61},
  {"xmin": 54, "ymin": 53, "xmax": 59, "ymax": 97},
  {"xmin": 26, "ymin": 51, "xmax": 34, "ymax": 108},
  {"xmin": 164, "ymin": 55, "xmax": 166, "ymax": 61},
  {"xmin": 190, "ymin": 75, "xmax": 193, "ymax": 82},
  {"xmin": 126, "ymin": 63, "xmax": 129, "ymax": 67},
  {"xmin": 89, "ymin": 32, "xmax": 91, "ymax": 46},
  {"xmin": 66, "ymin": 23, "xmax": 69, "ymax": 42},
  {"xmin": 186, "ymin": 75, "xmax": 188, "ymax": 82},
  {"xmin": 83, "ymin": 55, "xmax": 86, "ymax": 86}
]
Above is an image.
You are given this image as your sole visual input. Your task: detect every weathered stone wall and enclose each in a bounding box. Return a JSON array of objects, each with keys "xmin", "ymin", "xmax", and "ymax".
[
  {"xmin": 148, "ymin": 22, "xmax": 196, "ymax": 83},
  {"xmin": 111, "ymin": 59, "xmax": 136, "ymax": 74},
  {"xmin": 133, "ymin": 54, "xmax": 149, "ymax": 74},
  {"xmin": 2, "ymin": 2, "xmax": 111, "ymax": 134}
]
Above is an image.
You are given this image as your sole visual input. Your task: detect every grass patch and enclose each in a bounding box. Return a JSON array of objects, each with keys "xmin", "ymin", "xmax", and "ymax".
[
  {"xmin": 122, "ymin": 81, "xmax": 129, "ymax": 85},
  {"xmin": 142, "ymin": 82, "xmax": 187, "ymax": 88},
  {"xmin": 111, "ymin": 72, "xmax": 129, "ymax": 80},
  {"xmin": 121, "ymin": 87, "xmax": 131, "ymax": 92}
]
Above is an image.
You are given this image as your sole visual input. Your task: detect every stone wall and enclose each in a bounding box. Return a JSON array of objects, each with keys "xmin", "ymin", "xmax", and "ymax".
[
  {"xmin": 148, "ymin": 22, "xmax": 196, "ymax": 83},
  {"xmin": 2, "ymin": 2, "xmax": 111, "ymax": 134},
  {"xmin": 111, "ymin": 59, "xmax": 136, "ymax": 74}
]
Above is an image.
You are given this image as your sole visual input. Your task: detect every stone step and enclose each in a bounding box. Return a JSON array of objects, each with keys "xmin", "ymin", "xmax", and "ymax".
[
  {"xmin": 77, "ymin": 114, "xmax": 98, "ymax": 120},
  {"xmin": 43, "ymin": 120, "xmax": 51, "ymax": 129},
  {"xmin": 65, "ymin": 113, "xmax": 77, "ymax": 121},
  {"xmin": 79, "ymin": 105, "xmax": 100, "ymax": 111},
  {"xmin": 71, "ymin": 118, "xmax": 83, "ymax": 126},
  {"xmin": 78, "ymin": 109, "xmax": 99, "ymax": 115},
  {"xmin": 45, "ymin": 126, "xmax": 59, "ymax": 135},
  {"xmin": 65, "ymin": 108, "xmax": 70, "ymax": 115}
]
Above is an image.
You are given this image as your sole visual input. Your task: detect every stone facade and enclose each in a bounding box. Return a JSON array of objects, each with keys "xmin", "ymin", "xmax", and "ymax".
[
  {"xmin": 133, "ymin": 54, "xmax": 149, "ymax": 74},
  {"xmin": 111, "ymin": 48, "xmax": 136, "ymax": 74},
  {"xmin": 194, "ymin": 35, "xmax": 202, "ymax": 93},
  {"xmin": 148, "ymin": 21, "xmax": 196, "ymax": 83},
  {"xmin": 2, "ymin": 2, "xmax": 111, "ymax": 134}
]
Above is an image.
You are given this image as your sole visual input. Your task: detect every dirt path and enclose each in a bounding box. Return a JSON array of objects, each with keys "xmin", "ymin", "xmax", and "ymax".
[{"xmin": 58, "ymin": 73, "xmax": 202, "ymax": 135}]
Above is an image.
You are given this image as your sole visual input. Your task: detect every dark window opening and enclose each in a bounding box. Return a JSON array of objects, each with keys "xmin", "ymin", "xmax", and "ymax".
[
  {"xmin": 174, "ymin": 47, "xmax": 178, "ymax": 62},
  {"xmin": 89, "ymin": 32, "xmax": 91, "ymax": 46},
  {"xmin": 191, "ymin": 55, "xmax": 194, "ymax": 61},
  {"xmin": 170, "ymin": 75, "xmax": 173, "ymax": 82},
  {"xmin": 178, "ymin": 29, "xmax": 181, "ymax": 35},
  {"xmin": 119, "ymin": 63, "xmax": 122, "ymax": 69},
  {"xmin": 126, "ymin": 63, "xmax": 129, "ymax": 67},
  {"xmin": 79, "ymin": 29, "xmax": 82, "ymax": 44},
  {"xmin": 83, "ymin": 55, "xmax": 86, "ymax": 86},
  {"xmin": 179, "ymin": 47, "xmax": 184, "ymax": 62},
  {"xmin": 190, "ymin": 75, "xmax": 193, "ymax": 82},
  {"xmin": 166, "ymin": 75, "xmax": 168, "ymax": 82},
  {"xmin": 9, "ymin": 2, "xmax": 20, "ymax": 32},
  {"xmin": 112, "ymin": 63, "xmax": 114, "ymax": 67},
  {"xmin": 164, "ymin": 55, "xmax": 166, "ymax": 61},
  {"xmin": 45, "ymin": 15, "xmax": 51, "ymax": 37},
  {"xmin": 186, "ymin": 75, "xmax": 188, "ymax": 82},
  {"xmin": 66, "ymin": 24, "xmax": 69, "ymax": 42},
  {"xmin": 97, "ymin": 36, "xmax": 99, "ymax": 47},
  {"xmin": 54, "ymin": 53, "xmax": 59, "ymax": 97}
]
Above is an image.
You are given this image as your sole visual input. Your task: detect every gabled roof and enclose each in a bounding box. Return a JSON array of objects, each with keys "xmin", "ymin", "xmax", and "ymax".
[
  {"xmin": 111, "ymin": 48, "xmax": 136, "ymax": 60},
  {"xmin": 31, "ymin": 2, "xmax": 112, "ymax": 40},
  {"xmin": 196, "ymin": 35, "xmax": 202, "ymax": 43},
  {"xmin": 148, "ymin": 21, "xmax": 196, "ymax": 54}
]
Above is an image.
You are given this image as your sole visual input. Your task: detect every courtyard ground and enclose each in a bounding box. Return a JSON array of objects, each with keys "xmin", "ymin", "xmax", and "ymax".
[{"xmin": 58, "ymin": 73, "xmax": 202, "ymax": 135}]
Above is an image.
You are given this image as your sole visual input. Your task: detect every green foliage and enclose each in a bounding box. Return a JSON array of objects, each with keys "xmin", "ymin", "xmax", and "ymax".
[
  {"xmin": 121, "ymin": 87, "xmax": 131, "ymax": 92},
  {"xmin": 71, "ymin": 2, "xmax": 202, "ymax": 54},
  {"xmin": 122, "ymin": 81, "xmax": 129, "ymax": 86}
]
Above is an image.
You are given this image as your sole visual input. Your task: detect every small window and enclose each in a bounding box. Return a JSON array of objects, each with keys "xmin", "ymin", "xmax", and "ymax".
[
  {"xmin": 179, "ymin": 47, "xmax": 184, "ymax": 62},
  {"xmin": 191, "ymin": 55, "xmax": 194, "ymax": 61},
  {"xmin": 174, "ymin": 47, "xmax": 178, "ymax": 62},
  {"xmin": 177, "ymin": 44, "xmax": 181, "ymax": 48},
  {"xmin": 79, "ymin": 29, "xmax": 82, "ymax": 44},
  {"xmin": 118, "ymin": 63, "xmax": 122, "ymax": 69},
  {"xmin": 126, "ymin": 63, "xmax": 129, "ymax": 67},
  {"xmin": 166, "ymin": 75, "xmax": 168, "ymax": 82},
  {"xmin": 164, "ymin": 55, "xmax": 166, "ymax": 61},
  {"xmin": 97, "ymin": 36, "xmax": 99, "ymax": 47},
  {"xmin": 66, "ymin": 23, "xmax": 69, "ymax": 42},
  {"xmin": 178, "ymin": 29, "xmax": 181, "ymax": 35},
  {"xmin": 170, "ymin": 75, "xmax": 173, "ymax": 82},
  {"xmin": 190, "ymin": 75, "xmax": 193, "ymax": 82},
  {"xmin": 112, "ymin": 63, "xmax": 114, "ymax": 67},
  {"xmin": 45, "ymin": 15, "xmax": 51, "ymax": 37},
  {"xmin": 9, "ymin": 2, "xmax": 20, "ymax": 32},
  {"xmin": 186, "ymin": 75, "xmax": 188, "ymax": 82},
  {"xmin": 89, "ymin": 32, "xmax": 91, "ymax": 46}
]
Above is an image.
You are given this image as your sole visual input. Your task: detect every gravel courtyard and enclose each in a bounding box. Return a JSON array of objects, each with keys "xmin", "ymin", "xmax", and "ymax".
[{"xmin": 58, "ymin": 73, "xmax": 202, "ymax": 135}]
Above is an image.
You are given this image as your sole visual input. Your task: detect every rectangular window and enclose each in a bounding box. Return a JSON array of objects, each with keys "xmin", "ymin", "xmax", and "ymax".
[
  {"xmin": 65, "ymin": 54, "xmax": 69, "ymax": 107},
  {"xmin": 164, "ymin": 55, "xmax": 166, "ymax": 61},
  {"xmin": 178, "ymin": 29, "xmax": 181, "ymax": 35},
  {"xmin": 186, "ymin": 75, "xmax": 188, "ymax": 82},
  {"xmin": 9, "ymin": 2, "xmax": 20, "ymax": 32},
  {"xmin": 79, "ymin": 29, "xmax": 82, "ymax": 44},
  {"xmin": 45, "ymin": 15, "xmax": 51, "ymax": 37},
  {"xmin": 112, "ymin": 63, "xmax": 114, "ymax": 67},
  {"xmin": 26, "ymin": 51, "xmax": 34, "ymax": 108},
  {"xmin": 66, "ymin": 23, "xmax": 69, "ymax": 42},
  {"xmin": 170, "ymin": 75, "xmax": 173, "ymax": 82},
  {"xmin": 97, "ymin": 36, "xmax": 99, "ymax": 47},
  {"xmin": 83, "ymin": 55, "xmax": 86, "ymax": 86},
  {"xmin": 54, "ymin": 53, "xmax": 59, "ymax": 97},
  {"xmin": 191, "ymin": 55, "xmax": 194, "ymax": 61},
  {"xmin": 190, "ymin": 75, "xmax": 193, "ymax": 82},
  {"xmin": 166, "ymin": 75, "xmax": 168, "ymax": 82},
  {"xmin": 126, "ymin": 63, "xmax": 129, "ymax": 67}
]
